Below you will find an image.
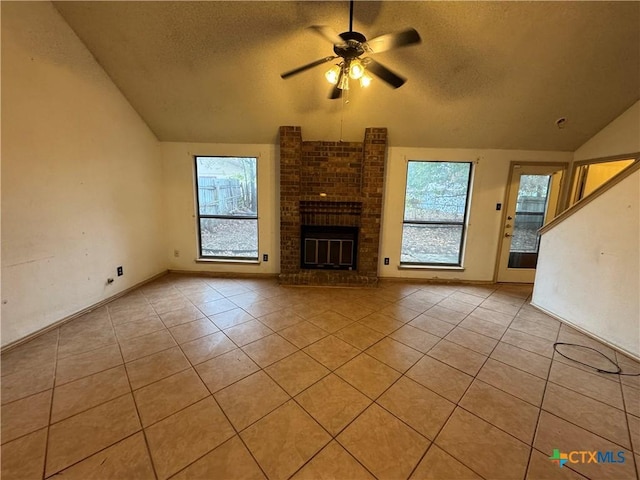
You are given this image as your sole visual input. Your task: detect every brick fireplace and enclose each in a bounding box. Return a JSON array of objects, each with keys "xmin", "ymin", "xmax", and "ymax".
[{"xmin": 279, "ymin": 126, "xmax": 387, "ymax": 286}]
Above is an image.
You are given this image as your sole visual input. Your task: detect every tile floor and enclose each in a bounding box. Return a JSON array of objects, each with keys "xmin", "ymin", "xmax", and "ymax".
[{"xmin": 2, "ymin": 274, "xmax": 639, "ymax": 479}]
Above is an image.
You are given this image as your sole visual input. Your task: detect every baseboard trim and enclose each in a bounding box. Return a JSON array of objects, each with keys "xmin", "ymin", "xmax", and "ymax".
[
  {"xmin": 1, "ymin": 270, "xmax": 169, "ymax": 354},
  {"xmin": 530, "ymin": 302, "xmax": 640, "ymax": 363},
  {"xmin": 167, "ymin": 269, "xmax": 279, "ymax": 279}
]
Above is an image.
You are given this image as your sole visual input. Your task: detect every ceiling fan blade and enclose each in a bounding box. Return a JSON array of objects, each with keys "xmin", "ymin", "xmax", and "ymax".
[
  {"xmin": 329, "ymin": 70, "xmax": 344, "ymax": 99},
  {"xmin": 281, "ymin": 56, "xmax": 338, "ymax": 79},
  {"xmin": 363, "ymin": 28, "xmax": 421, "ymax": 54},
  {"xmin": 365, "ymin": 59, "xmax": 406, "ymax": 88},
  {"xmin": 309, "ymin": 25, "xmax": 346, "ymax": 46}
]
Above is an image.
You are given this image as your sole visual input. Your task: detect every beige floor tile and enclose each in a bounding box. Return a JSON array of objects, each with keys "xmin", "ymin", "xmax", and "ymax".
[
  {"xmin": 335, "ymin": 323, "xmax": 385, "ymax": 350},
  {"xmin": 422, "ymin": 305, "xmax": 467, "ymax": 325},
  {"xmin": 1, "ymin": 389, "xmax": 52, "ymax": 444},
  {"xmin": 534, "ymin": 411, "xmax": 636, "ymax": 480},
  {"xmin": 436, "ymin": 297, "xmax": 476, "ymax": 315},
  {"xmin": 215, "ymin": 371, "xmax": 289, "ymax": 430},
  {"xmin": 265, "ymin": 351, "xmax": 329, "ymax": 396},
  {"xmin": 145, "ymin": 396, "xmax": 235, "ymax": 480},
  {"xmin": 336, "ymin": 353, "xmax": 401, "ymax": 399},
  {"xmin": 6, "ymin": 325, "xmax": 54, "ymax": 361},
  {"xmin": 113, "ymin": 315, "xmax": 165, "ymax": 341},
  {"xmin": 183, "ymin": 289, "xmax": 224, "ymax": 305},
  {"xmin": 134, "ymin": 368, "xmax": 209, "ymax": 427},
  {"xmin": 331, "ymin": 301, "xmax": 375, "ymax": 321},
  {"xmin": 51, "ymin": 432, "xmax": 155, "ymax": 479},
  {"xmin": 308, "ymin": 310, "xmax": 354, "ymax": 333},
  {"xmin": 435, "ymin": 408, "xmax": 530, "ymax": 479},
  {"xmin": 198, "ymin": 298, "xmax": 239, "ymax": 316},
  {"xmin": 510, "ymin": 317, "xmax": 559, "ymax": 341},
  {"xmin": 338, "ymin": 403, "xmax": 429, "ymax": 479},
  {"xmin": 109, "ymin": 303, "xmax": 157, "ymax": 325},
  {"xmin": 291, "ymin": 441, "xmax": 374, "ymax": 480},
  {"xmin": 209, "ymin": 307, "xmax": 255, "ymax": 329},
  {"xmin": 548, "ymin": 361, "xmax": 624, "ymax": 409},
  {"xmin": 181, "ymin": 331, "xmax": 237, "ymax": 365},
  {"xmin": 172, "ymin": 435, "xmax": 266, "ymax": 480},
  {"xmin": 390, "ymin": 324, "xmax": 440, "ymax": 353},
  {"xmin": 459, "ymin": 315, "xmax": 508, "ymax": 339},
  {"xmin": 150, "ymin": 297, "xmax": 192, "ymax": 316},
  {"xmin": 159, "ymin": 305, "xmax": 205, "ymax": 328},
  {"xmin": 502, "ymin": 329, "xmax": 556, "ymax": 358},
  {"xmin": 409, "ymin": 314, "xmax": 456, "ymax": 338},
  {"xmin": 0, "ymin": 427, "xmax": 47, "ymax": 480},
  {"xmin": 378, "ymin": 376, "xmax": 455, "ymax": 440},
  {"xmin": 279, "ymin": 321, "xmax": 329, "ymax": 348},
  {"xmin": 444, "ymin": 326, "xmax": 498, "ymax": 355},
  {"xmin": 303, "ymin": 335, "xmax": 360, "ymax": 370},
  {"xmin": 125, "ymin": 346, "xmax": 190, "ymax": 390},
  {"xmin": 51, "ymin": 365, "xmax": 130, "ymax": 423},
  {"xmin": 449, "ymin": 291, "xmax": 485, "ymax": 307},
  {"xmin": 628, "ymin": 414, "xmax": 640, "ymax": 452},
  {"xmin": 466, "ymin": 306, "xmax": 515, "ymax": 326},
  {"xmin": 553, "ymin": 343, "xmax": 622, "ymax": 379},
  {"xmin": 490, "ymin": 342, "xmax": 551, "ymax": 379},
  {"xmin": 243, "ymin": 298, "xmax": 285, "ymax": 318},
  {"xmin": 460, "ymin": 380, "xmax": 540, "ymax": 444},
  {"xmin": 395, "ymin": 296, "xmax": 436, "ymax": 314},
  {"xmin": 542, "ymin": 382, "xmax": 630, "ymax": 448},
  {"xmin": 168, "ymin": 317, "xmax": 219, "ymax": 344},
  {"xmin": 359, "ymin": 312, "xmax": 405, "ymax": 335},
  {"xmin": 241, "ymin": 334, "xmax": 298, "ymax": 367},
  {"xmin": 477, "ymin": 358, "xmax": 546, "ymax": 406},
  {"xmin": 57, "ymin": 326, "xmax": 117, "ymax": 359},
  {"xmin": 378, "ymin": 304, "xmax": 422, "ymax": 323},
  {"xmin": 224, "ymin": 319, "xmax": 274, "ymax": 346},
  {"xmin": 55, "ymin": 344, "xmax": 123, "ymax": 386},
  {"xmin": 46, "ymin": 393, "xmax": 141, "ymax": 476},
  {"xmin": 479, "ymin": 297, "xmax": 522, "ymax": 317},
  {"xmin": 557, "ymin": 326, "xmax": 617, "ymax": 359},
  {"xmin": 428, "ymin": 340, "xmax": 487, "ymax": 376},
  {"xmin": 241, "ymin": 400, "xmax": 331, "ymax": 480},
  {"xmin": 526, "ymin": 449, "xmax": 587, "ymax": 479},
  {"xmin": 295, "ymin": 374, "xmax": 371, "ymax": 436},
  {"xmin": 623, "ymin": 384, "xmax": 640, "ymax": 418},
  {"xmin": 617, "ymin": 354, "xmax": 640, "ymax": 389},
  {"xmin": 1, "ymin": 361, "xmax": 55, "ymax": 405},
  {"xmin": 258, "ymin": 308, "xmax": 305, "ymax": 331},
  {"xmin": 410, "ymin": 445, "xmax": 482, "ymax": 479},
  {"xmin": 195, "ymin": 347, "xmax": 260, "ymax": 393},
  {"xmin": 365, "ymin": 337, "xmax": 423, "ymax": 373},
  {"xmin": 119, "ymin": 329, "xmax": 177, "ymax": 362},
  {"xmin": 406, "ymin": 355, "xmax": 473, "ymax": 403}
]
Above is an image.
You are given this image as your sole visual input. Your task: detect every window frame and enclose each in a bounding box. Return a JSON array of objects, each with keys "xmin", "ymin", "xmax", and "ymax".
[
  {"xmin": 194, "ymin": 155, "xmax": 259, "ymax": 261},
  {"xmin": 400, "ymin": 160, "xmax": 474, "ymax": 267}
]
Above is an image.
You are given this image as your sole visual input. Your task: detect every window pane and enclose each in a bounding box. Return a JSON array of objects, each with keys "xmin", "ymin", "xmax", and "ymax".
[
  {"xmin": 401, "ymin": 224, "xmax": 463, "ymax": 265},
  {"xmin": 196, "ymin": 157, "xmax": 257, "ymax": 217},
  {"xmin": 404, "ymin": 162, "xmax": 471, "ymax": 222},
  {"xmin": 200, "ymin": 218, "xmax": 257, "ymax": 259}
]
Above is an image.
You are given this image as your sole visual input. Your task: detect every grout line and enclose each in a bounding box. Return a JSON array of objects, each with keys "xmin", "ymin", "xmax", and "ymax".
[{"xmin": 41, "ymin": 328, "xmax": 60, "ymax": 480}]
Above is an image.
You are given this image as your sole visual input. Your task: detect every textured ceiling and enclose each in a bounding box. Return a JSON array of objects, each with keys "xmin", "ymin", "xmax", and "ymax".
[{"xmin": 53, "ymin": 1, "xmax": 640, "ymax": 150}]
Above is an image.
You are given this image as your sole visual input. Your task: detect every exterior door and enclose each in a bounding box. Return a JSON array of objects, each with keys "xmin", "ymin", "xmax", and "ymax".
[{"xmin": 497, "ymin": 164, "xmax": 564, "ymax": 283}]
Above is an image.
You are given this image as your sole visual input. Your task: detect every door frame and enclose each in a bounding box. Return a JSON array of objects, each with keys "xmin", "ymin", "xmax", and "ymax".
[{"xmin": 493, "ymin": 161, "xmax": 569, "ymax": 283}]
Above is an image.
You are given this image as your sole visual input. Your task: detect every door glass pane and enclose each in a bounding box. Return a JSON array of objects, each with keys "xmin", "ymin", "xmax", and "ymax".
[{"xmin": 508, "ymin": 174, "xmax": 551, "ymax": 269}]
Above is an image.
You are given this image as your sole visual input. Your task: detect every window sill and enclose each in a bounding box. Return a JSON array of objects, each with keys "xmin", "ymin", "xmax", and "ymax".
[
  {"xmin": 398, "ymin": 264, "xmax": 465, "ymax": 271},
  {"xmin": 195, "ymin": 258, "xmax": 260, "ymax": 265}
]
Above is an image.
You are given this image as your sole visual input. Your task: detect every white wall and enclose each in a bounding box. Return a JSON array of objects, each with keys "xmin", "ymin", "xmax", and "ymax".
[
  {"xmin": 1, "ymin": 2, "xmax": 165, "ymax": 346},
  {"xmin": 532, "ymin": 168, "xmax": 639, "ymax": 358},
  {"xmin": 574, "ymin": 100, "xmax": 640, "ymax": 161},
  {"xmin": 378, "ymin": 147, "xmax": 571, "ymax": 281},
  {"xmin": 161, "ymin": 142, "xmax": 280, "ymax": 275}
]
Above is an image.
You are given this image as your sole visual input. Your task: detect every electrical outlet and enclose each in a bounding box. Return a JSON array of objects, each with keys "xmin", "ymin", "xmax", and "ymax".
[
  {"xmin": 384, "ymin": 257, "xmax": 390, "ymax": 265},
  {"xmin": 263, "ymin": 254, "xmax": 269, "ymax": 262},
  {"xmin": 117, "ymin": 266, "xmax": 123, "ymax": 276}
]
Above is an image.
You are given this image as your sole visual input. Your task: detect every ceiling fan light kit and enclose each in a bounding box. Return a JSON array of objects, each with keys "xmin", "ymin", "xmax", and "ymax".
[{"xmin": 280, "ymin": 0, "xmax": 421, "ymax": 99}]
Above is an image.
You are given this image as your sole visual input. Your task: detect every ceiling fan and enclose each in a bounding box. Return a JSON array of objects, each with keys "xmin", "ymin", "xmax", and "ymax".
[{"xmin": 280, "ymin": 0, "xmax": 421, "ymax": 99}]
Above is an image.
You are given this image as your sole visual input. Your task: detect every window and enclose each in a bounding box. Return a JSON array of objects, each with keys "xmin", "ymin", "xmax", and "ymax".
[
  {"xmin": 195, "ymin": 156, "xmax": 258, "ymax": 260},
  {"xmin": 401, "ymin": 161, "xmax": 473, "ymax": 266}
]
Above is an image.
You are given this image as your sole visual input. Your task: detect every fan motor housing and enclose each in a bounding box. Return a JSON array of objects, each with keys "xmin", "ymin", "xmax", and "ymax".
[{"xmin": 335, "ymin": 31, "xmax": 366, "ymax": 58}]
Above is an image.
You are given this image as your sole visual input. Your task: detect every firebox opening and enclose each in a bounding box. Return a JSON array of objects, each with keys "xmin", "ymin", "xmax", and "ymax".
[{"xmin": 301, "ymin": 225, "xmax": 358, "ymax": 270}]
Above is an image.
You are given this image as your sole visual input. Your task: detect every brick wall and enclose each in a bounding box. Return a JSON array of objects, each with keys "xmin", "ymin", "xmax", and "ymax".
[{"xmin": 279, "ymin": 126, "xmax": 387, "ymax": 285}]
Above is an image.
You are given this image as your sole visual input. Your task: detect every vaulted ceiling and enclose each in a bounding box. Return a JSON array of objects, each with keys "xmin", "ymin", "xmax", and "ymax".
[{"xmin": 53, "ymin": 1, "xmax": 639, "ymax": 150}]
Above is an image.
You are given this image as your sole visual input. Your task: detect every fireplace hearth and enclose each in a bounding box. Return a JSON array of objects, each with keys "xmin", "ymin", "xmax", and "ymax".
[{"xmin": 301, "ymin": 226, "xmax": 358, "ymax": 270}]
